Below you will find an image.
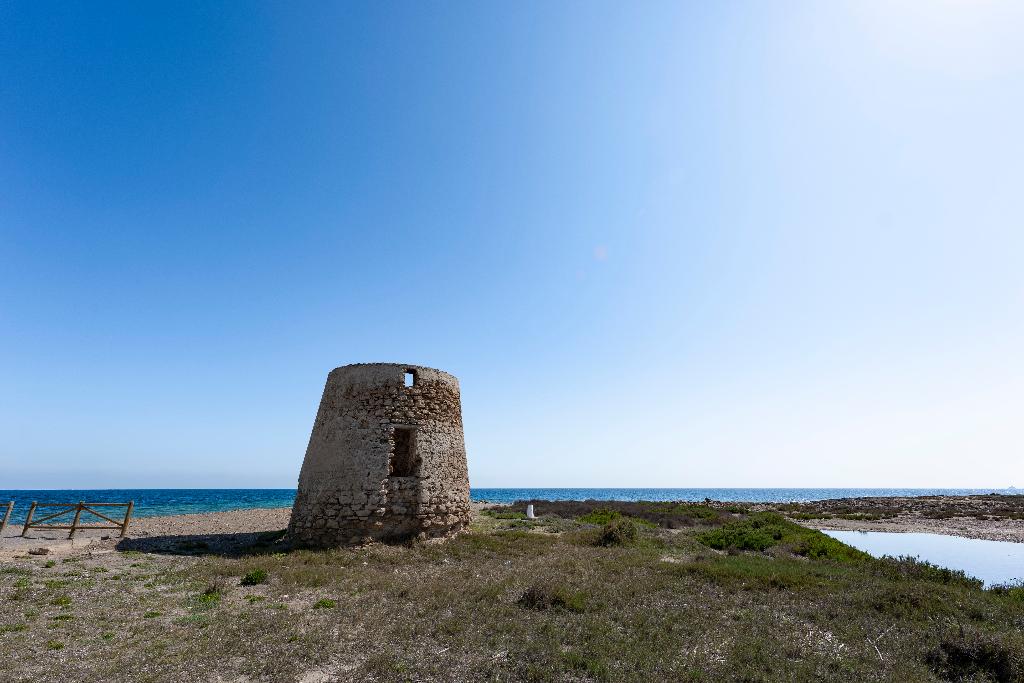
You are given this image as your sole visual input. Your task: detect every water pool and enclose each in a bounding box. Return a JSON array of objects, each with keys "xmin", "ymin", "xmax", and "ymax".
[{"xmin": 824, "ymin": 530, "xmax": 1024, "ymax": 587}]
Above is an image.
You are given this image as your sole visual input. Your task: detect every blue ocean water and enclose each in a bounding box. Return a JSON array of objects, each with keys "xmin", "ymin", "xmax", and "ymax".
[{"xmin": 0, "ymin": 487, "xmax": 1014, "ymax": 525}]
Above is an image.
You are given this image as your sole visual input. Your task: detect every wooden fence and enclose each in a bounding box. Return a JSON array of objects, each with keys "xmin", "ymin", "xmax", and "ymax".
[
  {"xmin": 20, "ymin": 501, "xmax": 134, "ymax": 539},
  {"xmin": 1, "ymin": 501, "xmax": 13, "ymax": 537}
]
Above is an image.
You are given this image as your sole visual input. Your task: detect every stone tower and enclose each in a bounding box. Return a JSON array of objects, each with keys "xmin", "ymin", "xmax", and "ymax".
[{"xmin": 287, "ymin": 363, "xmax": 472, "ymax": 547}]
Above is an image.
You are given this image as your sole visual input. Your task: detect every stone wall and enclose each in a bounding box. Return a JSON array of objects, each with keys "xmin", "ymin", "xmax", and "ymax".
[{"xmin": 287, "ymin": 363, "xmax": 472, "ymax": 547}]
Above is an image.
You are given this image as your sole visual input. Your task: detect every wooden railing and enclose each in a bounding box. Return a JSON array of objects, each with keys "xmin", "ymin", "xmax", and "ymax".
[
  {"xmin": 1, "ymin": 501, "xmax": 13, "ymax": 537},
  {"xmin": 21, "ymin": 501, "xmax": 134, "ymax": 539}
]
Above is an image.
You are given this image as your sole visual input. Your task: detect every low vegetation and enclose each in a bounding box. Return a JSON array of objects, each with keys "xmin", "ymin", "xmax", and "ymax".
[
  {"xmin": 1, "ymin": 504, "xmax": 1022, "ymax": 682},
  {"xmin": 507, "ymin": 499, "xmax": 736, "ymax": 528},
  {"xmin": 240, "ymin": 568, "xmax": 268, "ymax": 586},
  {"xmin": 770, "ymin": 493, "xmax": 1024, "ymax": 523},
  {"xmin": 595, "ymin": 517, "xmax": 642, "ymax": 547},
  {"xmin": 696, "ymin": 512, "xmax": 871, "ymax": 561}
]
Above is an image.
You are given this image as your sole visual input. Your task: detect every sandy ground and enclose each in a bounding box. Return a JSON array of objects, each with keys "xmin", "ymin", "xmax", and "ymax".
[
  {"xmin": 0, "ymin": 507, "xmax": 293, "ymax": 560},
  {"xmin": 1, "ymin": 502, "xmax": 498, "ymax": 560},
  {"xmin": 2, "ymin": 498, "xmax": 1022, "ymax": 561}
]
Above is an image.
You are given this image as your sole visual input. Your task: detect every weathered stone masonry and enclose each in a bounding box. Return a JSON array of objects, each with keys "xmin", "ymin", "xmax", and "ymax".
[{"xmin": 287, "ymin": 363, "xmax": 471, "ymax": 547}]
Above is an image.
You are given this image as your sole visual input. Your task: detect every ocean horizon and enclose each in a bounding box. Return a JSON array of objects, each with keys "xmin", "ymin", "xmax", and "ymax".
[{"xmin": 0, "ymin": 487, "xmax": 1016, "ymax": 525}]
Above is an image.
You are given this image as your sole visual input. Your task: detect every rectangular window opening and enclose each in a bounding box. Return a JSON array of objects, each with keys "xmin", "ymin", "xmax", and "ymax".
[
  {"xmin": 404, "ymin": 369, "xmax": 417, "ymax": 387},
  {"xmin": 390, "ymin": 427, "xmax": 417, "ymax": 477}
]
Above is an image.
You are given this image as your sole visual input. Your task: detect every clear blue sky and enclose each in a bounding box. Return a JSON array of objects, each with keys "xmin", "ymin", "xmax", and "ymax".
[{"xmin": 2, "ymin": 2, "xmax": 1022, "ymax": 489}]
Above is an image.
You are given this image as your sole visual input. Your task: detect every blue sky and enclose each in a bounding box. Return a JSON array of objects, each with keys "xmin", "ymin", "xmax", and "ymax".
[{"xmin": 2, "ymin": 1, "xmax": 1022, "ymax": 489}]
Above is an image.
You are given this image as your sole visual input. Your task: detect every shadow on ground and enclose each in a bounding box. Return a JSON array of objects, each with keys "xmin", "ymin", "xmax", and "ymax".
[{"xmin": 116, "ymin": 529, "xmax": 288, "ymax": 557}]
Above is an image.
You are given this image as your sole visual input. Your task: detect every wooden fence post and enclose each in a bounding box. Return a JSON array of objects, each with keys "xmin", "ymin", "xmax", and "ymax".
[
  {"xmin": 0, "ymin": 501, "xmax": 13, "ymax": 537},
  {"xmin": 120, "ymin": 501, "xmax": 134, "ymax": 537},
  {"xmin": 21, "ymin": 502, "xmax": 37, "ymax": 537},
  {"xmin": 68, "ymin": 501, "xmax": 85, "ymax": 540}
]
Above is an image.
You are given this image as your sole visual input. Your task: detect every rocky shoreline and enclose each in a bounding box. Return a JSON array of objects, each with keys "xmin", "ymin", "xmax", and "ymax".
[
  {"xmin": 752, "ymin": 494, "xmax": 1024, "ymax": 543},
  {"xmin": 795, "ymin": 513, "xmax": 1024, "ymax": 543}
]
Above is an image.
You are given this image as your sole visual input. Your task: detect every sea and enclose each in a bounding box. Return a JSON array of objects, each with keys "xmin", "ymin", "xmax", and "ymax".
[{"xmin": 0, "ymin": 487, "xmax": 1015, "ymax": 525}]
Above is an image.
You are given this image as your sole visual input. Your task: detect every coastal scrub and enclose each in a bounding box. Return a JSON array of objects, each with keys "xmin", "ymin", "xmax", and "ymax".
[{"xmin": 1, "ymin": 504, "xmax": 1022, "ymax": 682}]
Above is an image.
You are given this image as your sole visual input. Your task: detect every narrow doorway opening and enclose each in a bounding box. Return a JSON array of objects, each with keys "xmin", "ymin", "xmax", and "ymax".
[
  {"xmin": 390, "ymin": 427, "xmax": 417, "ymax": 477},
  {"xmin": 404, "ymin": 369, "xmax": 417, "ymax": 387}
]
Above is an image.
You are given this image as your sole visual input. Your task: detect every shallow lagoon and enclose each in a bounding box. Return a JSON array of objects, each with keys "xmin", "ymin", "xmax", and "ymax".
[{"xmin": 824, "ymin": 530, "xmax": 1024, "ymax": 587}]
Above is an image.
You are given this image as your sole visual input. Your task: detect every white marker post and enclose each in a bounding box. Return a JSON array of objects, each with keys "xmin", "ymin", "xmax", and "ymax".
[{"xmin": 526, "ymin": 504, "xmax": 536, "ymax": 519}]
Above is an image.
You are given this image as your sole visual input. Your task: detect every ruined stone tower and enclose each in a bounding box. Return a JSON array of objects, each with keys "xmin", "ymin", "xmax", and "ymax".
[{"xmin": 287, "ymin": 363, "xmax": 472, "ymax": 547}]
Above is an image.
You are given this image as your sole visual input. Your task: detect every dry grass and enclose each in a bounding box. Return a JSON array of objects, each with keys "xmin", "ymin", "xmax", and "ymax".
[{"xmin": 1, "ymin": 509, "xmax": 1022, "ymax": 682}]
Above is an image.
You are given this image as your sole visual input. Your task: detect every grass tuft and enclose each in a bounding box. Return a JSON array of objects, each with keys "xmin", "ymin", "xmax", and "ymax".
[
  {"xmin": 518, "ymin": 583, "xmax": 587, "ymax": 612},
  {"xmin": 925, "ymin": 628, "xmax": 1022, "ymax": 682},
  {"xmin": 194, "ymin": 583, "xmax": 223, "ymax": 607},
  {"xmin": 240, "ymin": 568, "xmax": 268, "ymax": 586}
]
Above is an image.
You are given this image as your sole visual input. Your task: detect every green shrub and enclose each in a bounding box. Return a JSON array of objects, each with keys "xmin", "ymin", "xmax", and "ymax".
[
  {"xmin": 666, "ymin": 503, "xmax": 720, "ymax": 521},
  {"xmin": 312, "ymin": 598, "xmax": 336, "ymax": 609},
  {"xmin": 578, "ymin": 508, "xmax": 621, "ymax": 525},
  {"xmin": 50, "ymin": 596, "xmax": 71, "ymax": 607},
  {"xmin": 518, "ymin": 584, "xmax": 587, "ymax": 612},
  {"xmin": 697, "ymin": 517, "xmax": 781, "ymax": 551},
  {"xmin": 697, "ymin": 512, "xmax": 868, "ymax": 561},
  {"xmin": 240, "ymin": 568, "xmax": 268, "ymax": 586},
  {"xmin": 597, "ymin": 517, "xmax": 640, "ymax": 547},
  {"xmin": 925, "ymin": 628, "xmax": 1022, "ymax": 682},
  {"xmin": 874, "ymin": 556, "xmax": 983, "ymax": 589},
  {"xmin": 46, "ymin": 640, "xmax": 64, "ymax": 650},
  {"xmin": 195, "ymin": 584, "xmax": 222, "ymax": 607},
  {"xmin": 792, "ymin": 534, "xmax": 867, "ymax": 561}
]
